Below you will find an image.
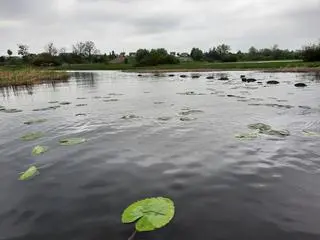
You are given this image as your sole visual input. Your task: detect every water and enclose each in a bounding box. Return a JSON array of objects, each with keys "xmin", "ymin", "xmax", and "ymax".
[{"xmin": 1, "ymin": 71, "xmax": 320, "ymax": 240}]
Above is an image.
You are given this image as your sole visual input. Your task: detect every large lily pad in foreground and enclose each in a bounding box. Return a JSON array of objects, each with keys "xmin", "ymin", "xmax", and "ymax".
[
  {"xmin": 122, "ymin": 197, "xmax": 175, "ymax": 232},
  {"xmin": 59, "ymin": 138, "xmax": 86, "ymax": 146},
  {"xmin": 21, "ymin": 132, "xmax": 44, "ymax": 141},
  {"xmin": 19, "ymin": 166, "xmax": 39, "ymax": 181}
]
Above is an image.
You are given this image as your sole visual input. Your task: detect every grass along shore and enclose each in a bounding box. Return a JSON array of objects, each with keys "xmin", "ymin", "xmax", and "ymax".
[
  {"xmin": 0, "ymin": 68, "xmax": 69, "ymax": 87},
  {"xmin": 53, "ymin": 60, "xmax": 320, "ymax": 72}
]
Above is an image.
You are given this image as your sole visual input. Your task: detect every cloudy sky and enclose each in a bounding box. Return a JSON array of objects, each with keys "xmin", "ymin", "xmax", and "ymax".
[{"xmin": 0, "ymin": 0, "xmax": 319, "ymax": 55}]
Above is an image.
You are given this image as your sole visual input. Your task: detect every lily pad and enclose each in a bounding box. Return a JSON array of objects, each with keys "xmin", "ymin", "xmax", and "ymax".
[
  {"xmin": 77, "ymin": 97, "xmax": 87, "ymax": 100},
  {"xmin": 32, "ymin": 145, "xmax": 48, "ymax": 156},
  {"xmin": 154, "ymin": 101, "xmax": 164, "ymax": 105},
  {"xmin": 303, "ymin": 130, "xmax": 320, "ymax": 137},
  {"xmin": 33, "ymin": 106, "xmax": 60, "ymax": 111},
  {"xmin": 24, "ymin": 119, "xmax": 47, "ymax": 125},
  {"xmin": 103, "ymin": 99, "xmax": 119, "ymax": 102},
  {"xmin": 235, "ymin": 131, "xmax": 259, "ymax": 140},
  {"xmin": 262, "ymin": 129, "xmax": 290, "ymax": 137},
  {"xmin": 48, "ymin": 101, "xmax": 59, "ymax": 104},
  {"xmin": 19, "ymin": 166, "xmax": 39, "ymax": 181},
  {"xmin": 179, "ymin": 109, "xmax": 204, "ymax": 115},
  {"xmin": 180, "ymin": 117, "xmax": 197, "ymax": 121},
  {"xmin": 248, "ymin": 123, "xmax": 272, "ymax": 132},
  {"xmin": 75, "ymin": 113, "xmax": 87, "ymax": 116},
  {"xmin": 21, "ymin": 132, "xmax": 44, "ymax": 141},
  {"xmin": 122, "ymin": 197, "xmax": 175, "ymax": 232},
  {"xmin": 157, "ymin": 117, "xmax": 172, "ymax": 121},
  {"xmin": 59, "ymin": 138, "xmax": 86, "ymax": 146},
  {"xmin": 76, "ymin": 104, "xmax": 88, "ymax": 107}
]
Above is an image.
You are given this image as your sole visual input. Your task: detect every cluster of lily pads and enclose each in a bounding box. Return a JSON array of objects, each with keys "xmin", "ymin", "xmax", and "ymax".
[
  {"xmin": 18, "ymin": 119, "xmax": 86, "ymax": 181},
  {"xmin": 235, "ymin": 123, "xmax": 290, "ymax": 140}
]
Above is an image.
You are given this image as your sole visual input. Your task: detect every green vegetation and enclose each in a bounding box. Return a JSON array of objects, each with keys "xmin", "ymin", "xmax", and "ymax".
[
  {"xmin": 59, "ymin": 138, "xmax": 87, "ymax": 146},
  {"xmin": 0, "ymin": 68, "xmax": 69, "ymax": 87},
  {"xmin": 32, "ymin": 145, "xmax": 48, "ymax": 156},
  {"xmin": 19, "ymin": 166, "xmax": 39, "ymax": 181},
  {"xmin": 21, "ymin": 132, "xmax": 44, "ymax": 141},
  {"xmin": 122, "ymin": 197, "xmax": 175, "ymax": 239}
]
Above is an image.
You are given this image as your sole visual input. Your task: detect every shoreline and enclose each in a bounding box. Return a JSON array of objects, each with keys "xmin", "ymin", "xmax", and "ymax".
[{"xmin": 127, "ymin": 67, "xmax": 320, "ymax": 73}]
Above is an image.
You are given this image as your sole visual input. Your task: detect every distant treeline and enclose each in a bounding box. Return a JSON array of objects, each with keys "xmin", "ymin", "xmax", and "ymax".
[{"xmin": 0, "ymin": 41, "xmax": 319, "ymax": 67}]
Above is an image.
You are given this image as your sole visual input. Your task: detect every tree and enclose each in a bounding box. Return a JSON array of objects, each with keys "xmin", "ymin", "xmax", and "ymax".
[
  {"xmin": 72, "ymin": 42, "xmax": 86, "ymax": 56},
  {"xmin": 190, "ymin": 48, "xmax": 204, "ymax": 61},
  {"xmin": 7, "ymin": 49, "xmax": 12, "ymax": 57},
  {"xmin": 17, "ymin": 44, "xmax": 29, "ymax": 57},
  {"xmin": 216, "ymin": 44, "xmax": 230, "ymax": 57},
  {"xmin": 44, "ymin": 42, "xmax": 58, "ymax": 56},
  {"xmin": 83, "ymin": 41, "xmax": 97, "ymax": 60},
  {"xmin": 135, "ymin": 49, "xmax": 149, "ymax": 63}
]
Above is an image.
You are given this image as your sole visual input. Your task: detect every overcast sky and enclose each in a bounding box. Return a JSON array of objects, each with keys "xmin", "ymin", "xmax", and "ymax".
[{"xmin": 0, "ymin": 0, "xmax": 319, "ymax": 55}]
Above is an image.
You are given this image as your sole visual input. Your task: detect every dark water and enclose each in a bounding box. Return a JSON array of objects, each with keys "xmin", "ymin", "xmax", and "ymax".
[{"xmin": 1, "ymin": 71, "xmax": 320, "ymax": 240}]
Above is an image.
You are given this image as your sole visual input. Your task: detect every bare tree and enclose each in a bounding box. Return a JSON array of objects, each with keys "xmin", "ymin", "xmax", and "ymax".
[
  {"xmin": 59, "ymin": 47, "xmax": 66, "ymax": 54},
  {"xmin": 17, "ymin": 44, "xmax": 29, "ymax": 57},
  {"xmin": 72, "ymin": 42, "xmax": 86, "ymax": 56},
  {"xmin": 44, "ymin": 42, "xmax": 58, "ymax": 56},
  {"xmin": 84, "ymin": 41, "xmax": 97, "ymax": 61}
]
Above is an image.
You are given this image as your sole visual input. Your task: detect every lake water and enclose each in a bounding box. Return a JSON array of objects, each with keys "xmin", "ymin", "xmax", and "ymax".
[{"xmin": 1, "ymin": 71, "xmax": 320, "ymax": 240}]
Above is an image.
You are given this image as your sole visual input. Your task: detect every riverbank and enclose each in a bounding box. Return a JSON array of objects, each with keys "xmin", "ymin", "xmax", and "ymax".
[
  {"xmin": 0, "ymin": 68, "xmax": 69, "ymax": 87},
  {"xmin": 53, "ymin": 60, "xmax": 320, "ymax": 72}
]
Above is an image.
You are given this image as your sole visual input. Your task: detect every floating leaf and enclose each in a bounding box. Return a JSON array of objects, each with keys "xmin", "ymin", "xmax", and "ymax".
[
  {"xmin": 302, "ymin": 130, "xmax": 320, "ymax": 137},
  {"xmin": 121, "ymin": 114, "xmax": 139, "ymax": 120},
  {"xmin": 59, "ymin": 138, "xmax": 86, "ymax": 146},
  {"xmin": 103, "ymin": 99, "xmax": 119, "ymax": 102},
  {"xmin": 24, "ymin": 119, "xmax": 47, "ymax": 125},
  {"xmin": 48, "ymin": 101, "xmax": 59, "ymax": 104},
  {"xmin": 19, "ymin": 166, "xmax": 39, "ymax": 181},
  {"xmin": 235, "ymin": 131, "xmax": 259, "ymax": 140},
  {"xmin": 262, "ymin": 129, "xmax": 290, "ymax": 137},
  {"xmin": 21, "ymin": 132, "xmax": 44, "ymax": 141},
  {"xmin": 122, "ymin": 197, "xmax": 175, "ymax": 232},
  {"xmin": 248, "ymin": 123, "xmax": 271, "ymax": 132},
  {"xmin": 32, "ymin": 145, "xmax": 48, "ymax": 156},
  {"xmin": 1, "ymin": 108, "xmax": 23, "ymax": 113},
  {"xmin": 75, "ymin": 113, "xmax": 87, "ymax": 116},
  {"xmin": 180, "ymin": 117, "xmax": 196, "ymax": 121},
  {"xmin": 179, "ymin": 109, "xmax": 204, "ymax": 116},
  {"xmin": 157, "ymin": 117, "xmax": 172, "ymax": 121},
  {"xmin": 76, "ymin": 104, "xmax": 87, "ymax": 107}
]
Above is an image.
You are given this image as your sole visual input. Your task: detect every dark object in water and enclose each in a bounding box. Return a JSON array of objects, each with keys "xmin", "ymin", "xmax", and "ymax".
[
  {"xmin": 75, "ymin": 113, "xmax": 87, "ymax": 116},
  {"xmin": 1, "ymin": 108, "xmax": 23, "ymax": 113},
  {"xmin": 206, "ymin": 76, "xmax": 214, "ymax": 79},
  {"xmin": 240, "ymin": 75, "xmax": 246, "ymax": 79},
  {"xmin": 267, "ymin": 80, "xmax": 279, "ymax": 85},
  {"xmin": 257, "ymin": 81, "xmax": 263, "ymax": 84},
  {"xmin": 191, "ymin": 75, "xmax": 200, "ymax": 79},
  {"xmin": 295, "ymin": 83, "xmax": 307, "ymax": 87},
  {"xmin": 180, "ymin": 75, "xmax": 188, "ymax": 78},
  {"xmin": 137, "ymin": 74, "xmax": 143, "ymax": 77},
  {"xmin": 168, "ymin": 74, "xmax": 175, "ymax": 77},
  {"xmin": 218, "ymin": 76, "xmax": 229, "ymax": 80},
  {"xmin": 246, "ymin": 78, "xmax": 257, "ymax": 83},
  {"xmin": 60, "ymin": 101, "xmax": 71, "ymax": 105}
]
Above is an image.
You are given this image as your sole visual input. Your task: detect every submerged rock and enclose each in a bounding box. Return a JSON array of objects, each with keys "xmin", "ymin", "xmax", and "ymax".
[
  {"xmin": 180, "ymin": 75, "xmax": 188, "ymax": 78},
  {"xmin": 206, "ymin": 76, "xmax": 214, "ymax": 79},
  {"xmin": 168, "ymin": 74, "xmax": 175, "ymax": 77},
  {"xmin": 218, "ymin": 76, "xmax": 229, "ymax": 81},
  {"xmin": 267, "ymin": 80, "xmax": 280, "ymax": 85},
  {"xmin": 60, "ymin": 101, "xmax": 71, "ymax": 105},
  {"xmin": 295, "ymin": 83, "xmax": 307, "ymax": 87},
  {"xmin": 191, "ymin": 75, "xmax": 200, "ymax": 79},
  {"xmin": 137, "ymin": 74, "xmax": 143, "ymax": 77},
  {"xmin": 121, "ymin": 114, "xmax": 139, "ymax": 119},
  {"xmin": 246, "ymin": 78, "xmax": 257, "ymax": 83}
]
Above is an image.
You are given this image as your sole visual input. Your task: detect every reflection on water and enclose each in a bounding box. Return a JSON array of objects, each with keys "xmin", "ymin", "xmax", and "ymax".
[{"xmin": 1, "ymin": 70, "xmax": 320, "ymax": 240}]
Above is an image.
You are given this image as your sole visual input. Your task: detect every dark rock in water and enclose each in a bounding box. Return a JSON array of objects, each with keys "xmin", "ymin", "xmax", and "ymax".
[
  {"xmin": 267, "ymin": 80, "xmax": 279, "ymax": 85},
  {"xmin": 168, "ymin": 74, "xmax": 175, "ymax": 77},
  {"xmin": 218, "ymin": 77, "xmax": 229, "ymax": 80},
  {"xmin": 227, "ymin": 94, "xmax": 237, "ymax": 98},
  {"xmin": 242, "ymin": 78, "xmax": 247, "ymax": 82},
  {"xmin": 60, "ymin": 101, "xmax": 71, "ymax": 105},
  {"xmin": 137, "ymin": 74, "xmax": 143, "ymax": 77},
  {"xmin": 295, "ymin": 83, "xmax": 307, "ymax": 87},
  {"xmin": 180, "ymin": 75, "xmax": 188, "ymax": 78},
  {"xmin": 191, "ymin": 75, "xmax": 200, "ymax": 79},
  {"xmin": 240, "ymin": 75, "xmax": 246, "ymax": 79},
  {"xmin": 257, "ymin": 81, "xmax": 263, "ymax": 84},
  {"xmin": 1, "ymin": 108, "xmax": 23, "ymax": 113},
  {"xmin": 75, "ymin": 113, "xmax": 87, "ymax": 116},
  {"xmin": 206, "ymin": 76, "xmax": 214, "ymax": 79},
  {"xmin": 246, "ymin": 78, "xmax": 257, "ymax": 83}
]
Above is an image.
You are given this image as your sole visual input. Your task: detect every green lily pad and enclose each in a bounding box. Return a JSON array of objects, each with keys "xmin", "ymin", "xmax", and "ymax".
[
  {"xmin": 24, "ymin": 119, "xmax": 47, "ymax": 125},
  {"xmin": 235, "ymin": 131, "xmax": 259, "ymax": 140},
  {"xmin": 59, "ymin": 138, "xmax": 86, "ymax": 146},
  {"xmin": 76, "ymin": 104, "xmax": 87, "ymax": 107},
  {"xmin": 248, "ymin": 123, "xmax": 272, "ymax": 132},
  {"xmin": 122, "ymin": 197, "xmax": 175, "ymax": 232},
  {"xmin": 179, "ymin": 109, "xmax": 204, "ymax": 115},
  {"xmin": 32, "ymin": 145, "xmax": 48, "ymax": 156},
  {"xmin": 21, "ymin": 132, "xmax": 44, "ymax": 141},
  {"xmin": 121, "ymin": 114, "xmax": 139, "ymax": 119},
  {"xmin": 302, "ymin": 130, "xmax": 320, "ymax": 137},
  {"xmin": 180, "ymin": 117, "xmax": 197, "ymax": 121},
  {"xmin": 19, "ymin": 166, "xmax": 39, "ymax": 181},
  {"xmin": 262, "ymin": 129, "xmax": 290, "ymax": 137}
]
